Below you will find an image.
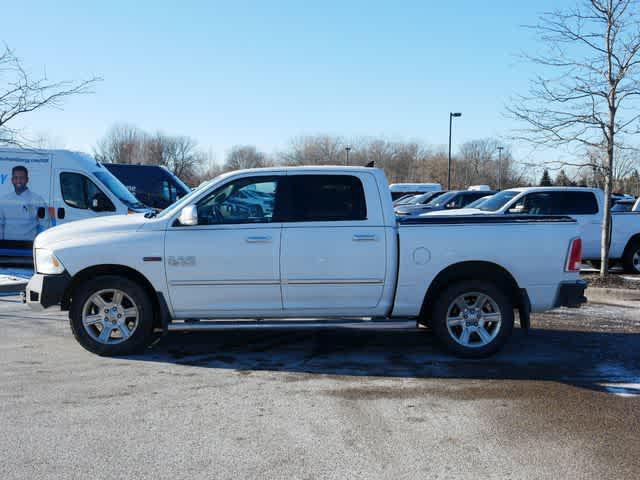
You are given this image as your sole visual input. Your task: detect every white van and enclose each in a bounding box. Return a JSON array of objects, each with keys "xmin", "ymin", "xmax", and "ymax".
[
  {"xmin": 388, "ymin": 183, "xmax": 442, "ymax": 201},
  {"xmin": 0, "ymin": 148, "xmax": 148, "ymax": 257}
]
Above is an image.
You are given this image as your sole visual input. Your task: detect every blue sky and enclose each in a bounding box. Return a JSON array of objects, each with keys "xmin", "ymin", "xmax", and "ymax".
[{"xmin": 4, "ymin": 1, "xmax": 568, "ymax": 169}]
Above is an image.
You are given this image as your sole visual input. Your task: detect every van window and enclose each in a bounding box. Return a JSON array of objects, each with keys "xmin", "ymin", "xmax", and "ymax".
[
  {"xmin": 60, "ymin": 173, "xmax": 115, "ymax": 211},
  {"xmin": 288, "ymin": 175, "xmax": 367, "ymax": 221}
]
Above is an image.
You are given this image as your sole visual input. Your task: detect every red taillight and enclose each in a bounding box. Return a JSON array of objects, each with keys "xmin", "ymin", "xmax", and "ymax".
[{"xmin": 566, "ymin": 238, "xmax": 582, "ymax": 272}]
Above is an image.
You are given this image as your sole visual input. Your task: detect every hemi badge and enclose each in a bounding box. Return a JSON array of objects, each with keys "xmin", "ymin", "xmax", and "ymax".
[{"xmin": 143, "ymin": 256, "xmax": 162, "ymax": 262}]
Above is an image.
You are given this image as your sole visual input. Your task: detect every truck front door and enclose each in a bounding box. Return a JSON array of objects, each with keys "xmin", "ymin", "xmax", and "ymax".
[{"xmin": 164, "ymin": 174, "xmax": 284, "ymax": 317}]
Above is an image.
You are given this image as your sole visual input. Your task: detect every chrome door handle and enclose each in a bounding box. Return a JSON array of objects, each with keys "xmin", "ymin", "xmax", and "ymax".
[
  {"xmin": 352, "ymin": 234, "xmax": 377, "ymax": 241},
  {"xmin": 246, "ymin": 236, "xmax": 272, "ymax": 243}
]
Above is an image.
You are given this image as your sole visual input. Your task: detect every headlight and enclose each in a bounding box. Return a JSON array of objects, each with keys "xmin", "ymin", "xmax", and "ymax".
[{"xmin": 35, "ymin": 249, "xmax": 65, "ymax": 275}]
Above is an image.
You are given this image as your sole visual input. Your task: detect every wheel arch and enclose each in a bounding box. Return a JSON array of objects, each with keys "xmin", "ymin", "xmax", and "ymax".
[
  {"xmin": 420, "ymin": 261, "xmax": 528, "ymax": 328},
  {"xmin": 62, "ymin": 264, "xmax": 169, "ymax": 332},
  {"xmin": 622, "ymin": 233, "xmax": 640, "ymax": 257}
]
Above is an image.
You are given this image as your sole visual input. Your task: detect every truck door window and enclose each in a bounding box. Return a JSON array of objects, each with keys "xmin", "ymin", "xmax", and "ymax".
[
  {"xmin": 288, "ymin": 175, "xmax": 367, "ymax": 221},
  {"xmin": 558, "ymin": 192, "xmax": 599, "ymax": 214},
  {"xmin": 510, "ymin": 192, "xmax": 555, "ymax": 214},
  {"xmin": 195, "ymin": 177, "xmax": 278, "ymax": 225},
  {"xmin": 60, "ymin": 173, "xmax": 115, "ymax": 211}
]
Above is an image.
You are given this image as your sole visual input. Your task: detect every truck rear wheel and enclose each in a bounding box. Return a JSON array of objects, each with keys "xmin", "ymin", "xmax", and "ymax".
[
  {"xmin": 431, "ymin": 280, "xmax": 514, "ymax": 358},
  {"xmin": 622, "ymin": 240, "xmax": 640, "ymax": 274},
  {"xmin": 69, "ymin": 275, "xmax": 154, "ymax": 356}
]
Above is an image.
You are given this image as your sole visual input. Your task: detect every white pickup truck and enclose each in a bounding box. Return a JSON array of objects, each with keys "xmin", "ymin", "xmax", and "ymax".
[
  {"xmin": 424, "ymin": 187, "xmax": 640, "ymax": 273},
  {"xmin": 26, "ymin": 167, "xmax": 586, "ymax": 358}
]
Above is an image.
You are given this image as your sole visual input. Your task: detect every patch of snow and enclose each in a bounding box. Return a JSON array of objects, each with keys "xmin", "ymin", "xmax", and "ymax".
[
  {"xmin": 0, "ymin": 267, "xmax": 33, "ymax": 280},
  {"xmin": 598, "ymin": 383, "xmax": 640, "ymax": 397}
]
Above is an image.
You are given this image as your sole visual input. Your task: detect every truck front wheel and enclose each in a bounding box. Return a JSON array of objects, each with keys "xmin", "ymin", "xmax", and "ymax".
[
  {"xmin": 69, "ymin": 275, "xmax": 154, "ymax": 356},
  {"xmin": 431, "ymin": 280, "xmax": 514, "ymax": 358}
]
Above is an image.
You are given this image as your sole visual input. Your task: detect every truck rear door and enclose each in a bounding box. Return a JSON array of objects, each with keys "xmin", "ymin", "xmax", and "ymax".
[{"xmin": 279, "ymin": 172, "xmax": 387, "ymax": 313}]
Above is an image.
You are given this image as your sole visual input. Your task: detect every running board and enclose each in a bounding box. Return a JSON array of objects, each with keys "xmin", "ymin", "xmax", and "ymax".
[{"xmin": 167, "ymin": 319, "xmax": 417, "ymax": 331}]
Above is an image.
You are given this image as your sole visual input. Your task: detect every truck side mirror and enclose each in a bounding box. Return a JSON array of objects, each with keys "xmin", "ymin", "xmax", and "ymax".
[{"xmin": 178, "ymin": 205, "xmax": 198, "ymax": 226}]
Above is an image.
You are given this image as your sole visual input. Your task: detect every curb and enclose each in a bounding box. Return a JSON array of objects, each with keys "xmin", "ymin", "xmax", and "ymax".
[{"xmin": 586, "ymin": 286, "xmax": 640, "ymax": 307}]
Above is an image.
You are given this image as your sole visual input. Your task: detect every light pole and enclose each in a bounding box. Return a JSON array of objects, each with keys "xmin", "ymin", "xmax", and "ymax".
[
  {"xmin": 345, "ymin": 146, "xmax": 351, "ymax": 165},
  {"xmin": 448, "ymin": 112, "xmax": 462, "ymax": 190},
  {"xmin": 496, "ymin": 146, "xmax": 504, "ymax": 190}
]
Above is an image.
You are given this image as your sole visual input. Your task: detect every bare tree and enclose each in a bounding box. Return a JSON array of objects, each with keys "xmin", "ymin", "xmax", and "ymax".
[
  {"xmin": 509, "ymin": 0, "xmax": 640, "ymax": 277},
  {"xmin": 280, "ymin": 135, "xmax": 347, "ymax": 165},
  {"xmin": 159, "ymin": 135, "xmax": 200, "ymax": 180},
  {"xmin": 94, "ymin": 124, "xmax": 147, "ymax": 164},
  {"xmin": 457, "ymin": 139, "xmax": 522, "ymax": 189},
  {"xmin": 224, "ymin": 145, "xmax": 267, "ymax": 171},
  {"xmin": 0, "ymin": 44, "xmax": 101, "ymax": 145}
]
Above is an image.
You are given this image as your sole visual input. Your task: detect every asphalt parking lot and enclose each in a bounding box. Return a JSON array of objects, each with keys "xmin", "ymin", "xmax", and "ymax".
[{"xmin": 1, "ymin": 295, "xmax": 639, "ymax": 480}]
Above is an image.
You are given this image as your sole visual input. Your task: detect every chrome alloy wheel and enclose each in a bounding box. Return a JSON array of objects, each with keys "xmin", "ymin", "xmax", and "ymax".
[
  {"xmin": 81, "ymin": 289, "xmax": 139, "ymax": 344},
  {"xmin": 633, "ymin": 250, "xmax": 640, "ymax": 272},
  {"xmin": 446, "ymin": 291, "xmax": 502, "ymax": 348}
]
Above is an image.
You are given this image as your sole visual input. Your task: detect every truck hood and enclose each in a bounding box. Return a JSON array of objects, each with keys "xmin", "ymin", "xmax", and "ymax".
[{"xmin": 34, "ymin": 214, "xmax": 149, "ymax": 249}]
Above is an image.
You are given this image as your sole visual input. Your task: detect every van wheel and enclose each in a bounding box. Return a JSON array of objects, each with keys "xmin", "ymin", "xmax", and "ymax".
[
  {"xmin": 69, "ymin": 275, "xmax": 154, "ymax": 356},
  {"xmin": 622, "ymin": 240, "xmax": 640, "ymax": 274},
  {"xmin": 431, "ymin": 280, "xmax": 514, "ymax": 358}
]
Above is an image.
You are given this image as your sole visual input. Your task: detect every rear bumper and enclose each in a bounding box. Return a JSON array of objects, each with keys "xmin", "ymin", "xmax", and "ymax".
[
  {"xmin": 25, "ymin": 272, "xmax": 71, "ymax": 311},
  {"xmin": 554, "ymin": 280, "xmax": 588, "ymax": 308}
]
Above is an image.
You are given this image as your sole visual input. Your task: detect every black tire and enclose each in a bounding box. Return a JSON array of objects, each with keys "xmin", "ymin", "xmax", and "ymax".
[
  {"xmin": 622, "ymin": 240, "xmax": 640, "ymax": 274},
  {"xmin": 430, "ymin": 280, "xmax": 514, "ymax": 358},
  {"xmin": 69, "ymin": 275, "xmax": 154, "ymax": 356}
]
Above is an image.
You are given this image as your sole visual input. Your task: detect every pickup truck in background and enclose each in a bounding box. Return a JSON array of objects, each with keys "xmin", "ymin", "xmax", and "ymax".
[
  {"xmin": 26, "ymin": 167, "xmax": 586, "ymax": 358},
  {"xmin": 423, "ymin": 187, "xmax": 640, "ymax": 273}
]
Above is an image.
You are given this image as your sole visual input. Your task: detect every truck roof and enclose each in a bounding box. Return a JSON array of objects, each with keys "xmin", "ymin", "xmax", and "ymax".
[{"xmin": 505, "ymin": 186, "xmax": 603, "ymax": 195}]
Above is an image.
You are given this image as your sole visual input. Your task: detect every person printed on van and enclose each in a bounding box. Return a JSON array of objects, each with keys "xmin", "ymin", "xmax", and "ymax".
[{"xmin": 0, "ymin": 165, "xmax": 49, "ymax": 241}]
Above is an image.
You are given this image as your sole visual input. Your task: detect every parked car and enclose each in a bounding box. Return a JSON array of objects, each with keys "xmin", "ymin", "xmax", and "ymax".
[
  {"xmin": 611, "ymin": 198, "xmax": 636, "ymax": 212},
  {"xmin": 423, "ymin": 186, "xmax": 640, "ymax": 273},
  {"xmin": 389, "ymin": 182, "xmax": 442, "ymax": 201},
  {"xmin": 396, "ymin": 190, "xmax": 496, "ymax": 217},
  {"xmin": 103, "ymin": 164, "xmax": 190, "ymax": 210},
  {"xmin": 26, "ymin": 167, "xmax": 585, "ymax": 358},
  {"xmin": 0, "ymin": 148, "xmax": 148, "ymax": 257},
  {"xmin": 468, "ymin": 185, "xmax": 492, "ymax": 192},
  {"xmin": 393, "ymin": 194, "xmax": 419, "ymax": 206},
  {"xmin": 393, "ymin": 191, "xmax": 447, "ymax": 212}
]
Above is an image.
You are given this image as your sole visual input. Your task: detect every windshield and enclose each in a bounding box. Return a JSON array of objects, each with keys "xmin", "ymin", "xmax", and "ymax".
[
  {"xmin": 478, "ymin": 190, "xmax": 520, "ymax": 211},
  {"xmin": 466, "ymin": 195, "xmax": 491, "ymax": 209},
  {"xmin": 394, "ymin": 194, "xmax": 419, "ymax": 205},
  {"xmin": 93, "ymin": 171, "xmax": 146, "ymax": 209},
  {"xmin": 426, "ymin": 191, "xmax": 457, "ymax": 207}
]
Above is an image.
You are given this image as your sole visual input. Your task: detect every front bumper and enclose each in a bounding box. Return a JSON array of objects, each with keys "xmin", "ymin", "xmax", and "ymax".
[
  {"xmin": 25, "ymin": 272, "xmax": 71, "ymax": 311},
  {"xmin": 554, "ymin": 280, "xmax": 588, "ymax": 308}
]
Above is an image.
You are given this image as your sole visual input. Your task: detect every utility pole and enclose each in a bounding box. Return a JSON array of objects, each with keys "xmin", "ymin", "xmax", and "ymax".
[
  {"xmin": 448, "ymin": 112, "xmax": 462, "ymax": 189},
  {"xmin": 496, "ymin": 146, "xmax": 504, "ymax": 190},
  {"xmin": 345, "ymin": 146, "xmax": 351, "ymax": 165}
]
